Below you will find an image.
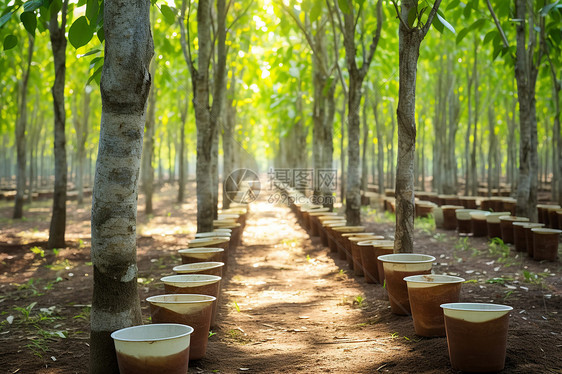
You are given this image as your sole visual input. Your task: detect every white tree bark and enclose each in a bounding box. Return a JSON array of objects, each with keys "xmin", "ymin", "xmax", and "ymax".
[{"xmin": 89, "ymin": 0, "xmax": 153, "ymax": 371}]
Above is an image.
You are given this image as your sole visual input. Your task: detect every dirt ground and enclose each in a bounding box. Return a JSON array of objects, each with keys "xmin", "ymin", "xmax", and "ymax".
[{"xmin": 0, "ymin": 184, "xmax": 561, "ymax": 373}]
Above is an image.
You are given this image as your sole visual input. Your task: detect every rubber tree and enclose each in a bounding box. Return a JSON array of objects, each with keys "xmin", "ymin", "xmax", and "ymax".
[
  {"xmin": 13, "ymin": 34, "xmax": 34, "ymax": 219},
  {"xmin": 47, "ymin": 0, "xmax": 70, "ymax": 249},
  {"xmin": 484, "ymin": 0, "xmax": 547, "ymax": 221},
  {"xmin": 282, "ymin": 2, "xmax": 337, "ymax": 209},
  {"xmin": 89, "ymin": 0, "xmax": 153, "ymax": 371},
  {"xmin": 393, "ymin": 0, "xmax": 444, "ymax": 253},
  {"xmin": 179, "ymin": 0, "xmax": 228, "ymax": 232},
  {"xmin": 331, "ymin": 0, "xmax": 383, "ymax": 226}
]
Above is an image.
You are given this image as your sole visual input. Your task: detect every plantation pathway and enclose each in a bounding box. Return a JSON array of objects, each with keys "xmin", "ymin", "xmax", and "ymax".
[{"xmin": 198, "ymin": 198, "xmax": 452, "ymax": 373}]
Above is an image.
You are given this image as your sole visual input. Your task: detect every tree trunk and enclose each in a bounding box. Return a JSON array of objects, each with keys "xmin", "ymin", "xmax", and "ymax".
[
  {"xmin": 514, "ymin": 0, "xmax": 539, "ymax": 221},
  {"xmin": 361, "ymin": 92, "xmax": 369, "ymax": 193},
  {"xmin": 89, "ymin": 0, "xmax": 153, "ymax": 371},
  {"xmin": 141, "ymin": 61, "xmax": 156, "ymax": 215},
  {"xmin": 177, "ymin": 98, "xmax": 187, "ymax": 203},
  {"xmin": 394, "ymin": 0, "xmax": 441, "ymax": 253},
  {"xmin": 13, "ymin": 35, "xmax": 34, "ymax": 219},
  {"xmin": 48, "ymin": 0, "xmax": 69, "ymax": 249},
  {"xmin": 73, "ymin": 86, "xmax": 91, "ymax": 205},
  {"xmin": 345, "ymin": 76, "xmax": 363, "ymax": 225},
  {"xmin": 222, "ymin": 71, "xmax": 237, "ymax": 209},
  {"xmin": 339, "ymin": 96, "xmax": 346, "ymax": 204},
  {"xmin": 470, "ymin": 37, "xmax": 479, "ymax": 196},
  {"xmin": 395, "ymin": 23, "xmax": 422, "ymax": 253},
  {"xmin": 373, "ymin": 99, "xmax": 385, "ymax": 195},
  {"xmin": 389, "ymin": 103, "xmax": 396, "ymax": 189}
]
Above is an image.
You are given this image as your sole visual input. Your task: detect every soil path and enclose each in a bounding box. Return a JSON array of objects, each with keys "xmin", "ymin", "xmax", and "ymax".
[{"xmin": 197, "ymin": 200, "xmax": 449, "ymax": 373}]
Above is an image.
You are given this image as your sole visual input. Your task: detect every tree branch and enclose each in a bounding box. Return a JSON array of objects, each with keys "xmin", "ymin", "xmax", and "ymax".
[
  {"xmin": 421, "ymin": 0, "xmax": 443, "ymax": 37},
  {"xmin": 360, "ymin": 0, "xmax": 383, "ymax": 76},
  {"xmin": 485, "ymin": 0, "xmax": 510, "ymax": 48},
  {"xmin": 391, "ymin": 0, "xmax": 409, "ymax": 31},
  {"xmin": 227, "ymin": 0, "xmax": 253, "ymax": 32},
  {"xmin": 326, "ymin": 0, "xmax": 347, "ymax": 95},
  {"xmin": 179, "ymin": 0, "xmax": 195, "ymax": 76}
]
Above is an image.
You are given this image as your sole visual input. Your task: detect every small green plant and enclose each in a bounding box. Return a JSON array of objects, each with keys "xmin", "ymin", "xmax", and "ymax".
[
  {"xmin": 45, "ymin": 258, "xmax": 72, "ymax": 271},
  {"xmin": 454, "ymin": 237, "xmax": 480, "ymax": 256},
  {"xmin": 415, "ymin": 216, "xmax": 435, "ymax": 234},
  {"xmin": 52, "ymin": 248, "xmax": 60, "ymax": 256},
  {"xmin": 486, "ymin": 277, "xmax": 513, "ymax": 285},
  {"xmin": 73, "ymin": 306, "xmax": 91, "ymax": 321},
  {"xmin": 522, "ymin": 270, "xmax": 548, "ymax": 286},
  {"xmin": 209, "ymin": 330, "xmax": 217, "ymax": 338},
  {"xmin": 232, "ymin": 301, "xmax": 241, "ymax": 313},
  {"xmin": 78, "ymin": 239, "xmax": 85, "ymax": 248},
  {"xmin": 17, "ymin": 279, "xmax": 44, "ymax": 297},
  {"xmin": 488, "ymin": 238, "xmax": 510, "ymax": 263},
  {"xmin": 432, "ymin": 233, "xmax": 448, "ymax": 242},
  {"xmin": 30, "ymin": 246, "xmax": 45, "ymax": 258},
  {"xmin": 353, "ymin": 295, "xmax": 365, "ymax": 307},
  {"xmin": 44, "ymin": 277, "xmax": 63, "ymax": 291},
  {"xmin": 390, "ymin": 332, "xmax": 399, "ymax": 339}
]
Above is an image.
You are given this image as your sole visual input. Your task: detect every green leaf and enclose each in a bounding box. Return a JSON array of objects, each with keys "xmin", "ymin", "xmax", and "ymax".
[
  {"xmin": 407, "ymin": 6, "xmax": 418, "ymax": 27},
  {"xmin": 322, "ymin": 77, "xmax": 334, "ymax": 97},
  {"xmin": 80, "ymin": 48, "xmax": 101, "ymax": 58},
  {"xmin": 97, "ymin": 26, "xmax": 104, "ymax": 43},
  {"xmin": 338, "ymin": 0, "xmax": 350, "ymax": 14},
  {"xmin": 541, "ymin": 1, "xmax": 560, "ymax": 16},
  {"xmin": 160, "ymin": 4, "xmax": 177, "ymax": 24},
  {"xmin": 86, "ymin": 0, "xmax": 98, "ymax": 23},
  {"xmin": 24, "ymin": 0, "xmax": 44, "ymax": 12},
  {"xmin": 446, "ymin": 0, "xmax": 460, "ymax": 11},
  {"xmin": 455, "ymin": 27, "xmax": 469, "ymax": 44},
  {"xmin": 483, "ymin": 30, "xmax": 497, "ymax": 44},
  {"xmin": 0, "ymin": 11, "xmax": 14, "ymax": 28},
  {"xmin": 87, "ymin": 65, "xmax": 103, "ymax": 86},
  {"xmin": 3, "ymin": 34, "xmax": 18, "ymax": 50},
  {"xmin": 436, "ymin": 13, "xmax": 455, "ymax": 34},
  {"xmin": 469, "ymin": 18, "xmax": 486, "ymax": 31},
  {"xmin": 20, "ymin": 12, "xmax": 37, "ymax": 35},
  {"xmin": 463, "ymin": 3, "xmax": 472, "ymax": 18},
  {"xmin": 68, "ymin": 16, "xmax": 93, "ymax": 49},
  {"xmin": 310, "ymin": 0, "xmax": 323, "ymax": 22},
  {"xmin": 432, "ymin": 14, "xmax": 444, "ymax": 33}
]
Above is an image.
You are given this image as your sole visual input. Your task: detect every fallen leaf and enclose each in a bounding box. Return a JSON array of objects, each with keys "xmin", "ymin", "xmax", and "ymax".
[{"xmin": 6, "ymin": 316, "xmax": 14, "ymax": 324}]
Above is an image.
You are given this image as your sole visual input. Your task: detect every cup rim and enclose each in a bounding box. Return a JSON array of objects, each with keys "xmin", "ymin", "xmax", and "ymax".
[
  {"xmin": 110, "ymin": 323, "xmax": 194, "ymax": 342},
  {"xmin": 146, "ymin": 294, "xmax": 216, "ymax": 304},
  {"xmin": 404, "ymin": 274, "xmax": 465, "ymax": 284},
  {"xmin": 173, "ymin": 262, "xmax": 225, "ymax": 272},
  {"xmin": 161, "ymin": 274, "xmax": 222, "ymax": 283},
  {"xmin": 378, "ymin": 253, "xmax": 435, "ymax": 263},
  {"xmin": 440, "ymin": 302, "xmax": 513, "ymax": 312}
]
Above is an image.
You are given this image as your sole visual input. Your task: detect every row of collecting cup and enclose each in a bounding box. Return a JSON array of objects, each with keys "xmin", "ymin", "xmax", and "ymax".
[
  {"xmin": 110, "ymin": 205, "xmax": 249, "ymax": 374},
  {"xmin": 291, "ymin": 200, "xmax": 513, "ymax": 373}
]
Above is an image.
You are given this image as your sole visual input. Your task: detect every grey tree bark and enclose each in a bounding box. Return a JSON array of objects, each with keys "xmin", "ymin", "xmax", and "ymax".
[
  {"xmin": 394, "ymin": 0, "xmax": 442, "ymax": 254},
  {"xmin": 141, "ymin": 61, "xmax": 156, "ymax": 215},
  {"xmin": 333, "ymin": 0, "xmax": 382, "ymax": 225},
  {"xmin": 545, "ymin": 44, "xmax": 562, "ymax": 204},
  {"xmin": 210, "ymin": 0, "xmax": 227, "ymax": 218},
  {"xmin": 361, "ymin": 92, "xmax": 369, "ymax": 193},
  {"xmin": 469, "ymin": 37, "xmax": 479, "ymax": 196},
  {"xmin": 89, "ymin": 0, "xmax": 153, "ymax": 371},
  {"xmin": 373, "ymin": 97, "xmax": 385, "ymax": 195},
  {"xmin": 178, "ymin": 97, "xmax": 188, "ymax": 203},
  {"xmin": 513, "ymin": 0, "xmax": 540, "ymax": 221},
  {"xmin": 222, "ymin": 71, "xmax": 237, "ymax": 210},
  {"xmin": 48, "ymin": 0, "xmax": 69, "ymax": 249},
  {"xmin": 73, "ymin": 86, "xmax": 91, "ymax": 205},
  {"xmin": 13, "ymin": 35, "xmax": 34, "ymax": 219}
]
